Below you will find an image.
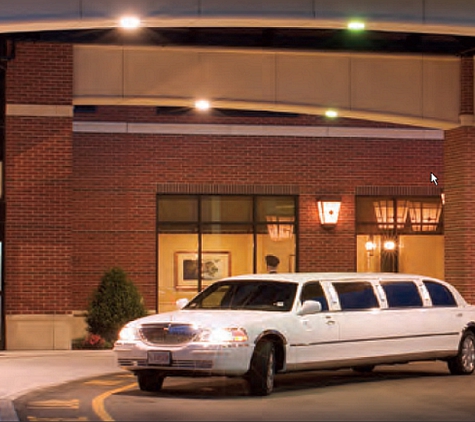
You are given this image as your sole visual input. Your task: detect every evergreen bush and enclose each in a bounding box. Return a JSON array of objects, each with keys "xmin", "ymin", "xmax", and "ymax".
[{"xmin": 86, "ymin": 267, "xmax": 148, "ymax": 343}]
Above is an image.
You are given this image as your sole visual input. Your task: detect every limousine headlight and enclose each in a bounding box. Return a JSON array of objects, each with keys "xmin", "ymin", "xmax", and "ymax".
[
  {"xmin": 118, "ymin": 324, "xmax": 141, "ymax": 342},
  {"xmin": 195, "ymin": 327, "xmax": 248, "ymax": 343}
]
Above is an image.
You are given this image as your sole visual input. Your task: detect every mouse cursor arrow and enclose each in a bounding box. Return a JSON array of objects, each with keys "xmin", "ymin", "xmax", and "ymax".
[{"xmin": 430, "ymin": 172, "xmax": 438, "ymax": 185}]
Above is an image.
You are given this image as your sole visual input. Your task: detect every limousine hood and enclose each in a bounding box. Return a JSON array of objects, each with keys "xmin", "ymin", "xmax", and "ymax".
[{"xmin": 131, "ymin": 309, "xmax": 278, "ymax": 329}]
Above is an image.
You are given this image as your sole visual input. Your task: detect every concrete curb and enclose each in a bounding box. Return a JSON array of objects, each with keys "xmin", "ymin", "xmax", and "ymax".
[{"xmin": 0, "ymin": 350, "xmax": 121, "ymax": 421}]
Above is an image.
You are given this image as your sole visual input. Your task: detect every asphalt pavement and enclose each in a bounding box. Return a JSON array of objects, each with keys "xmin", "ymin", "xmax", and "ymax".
[{"xmin": 0, "ymin": 349, "xmax": 122, "ymax": 421}]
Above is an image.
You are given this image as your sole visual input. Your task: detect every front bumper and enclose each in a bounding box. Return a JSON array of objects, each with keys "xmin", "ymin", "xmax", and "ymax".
[{"xmin": 114, "ymin": 340, "xmax": 254, "ymax": 377}]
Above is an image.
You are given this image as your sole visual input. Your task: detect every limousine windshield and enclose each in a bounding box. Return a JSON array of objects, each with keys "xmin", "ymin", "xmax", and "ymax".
[{"xmin": 185, "ymin": 280, "xmax": 297, "ymax": 311}]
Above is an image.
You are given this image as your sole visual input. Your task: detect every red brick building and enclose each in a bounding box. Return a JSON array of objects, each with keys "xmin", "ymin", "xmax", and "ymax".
[{"xmin": 2, "ymin": 36, "xmax": 463, "ymax": 349}]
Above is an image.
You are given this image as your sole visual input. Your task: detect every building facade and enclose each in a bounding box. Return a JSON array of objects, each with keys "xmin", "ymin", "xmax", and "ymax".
[{"xmin": 0, "ymin": 39, "xmax": 460, "ymax": 349}]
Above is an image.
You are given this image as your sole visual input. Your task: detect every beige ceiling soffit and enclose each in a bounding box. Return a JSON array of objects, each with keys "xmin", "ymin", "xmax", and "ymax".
[
  {"xmin": 3, "ymin": 17, "xmax": 475, "ymax": 37},
  {"xmin": 76, "ymin": 44, "xmax": 457, "ymax": 60},
  {"xmin": 72, "ymin": 98, "xmax": 459, "ymax": 130},
  {"xmin": 73, "ymin": 122, "xmax": 443, "ymax": 140},
  {"xmin": 6, "ymin": 104, "xmax": 73, "ymax": 117}
]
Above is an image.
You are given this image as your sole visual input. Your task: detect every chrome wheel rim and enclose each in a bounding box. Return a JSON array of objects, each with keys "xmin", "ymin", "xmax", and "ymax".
[
  {"xmin": 461, "ymin": 336, "xmax": 475, "ymax": 372},
  {"xmin": 266, "ymin": 351, "xmax": 274, "ymax": 392}
]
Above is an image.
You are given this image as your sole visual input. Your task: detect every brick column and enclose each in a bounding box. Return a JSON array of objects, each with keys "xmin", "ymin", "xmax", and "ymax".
[
  {"xmin": 5, "ymin": 42, "xmax": 74, "ymax": 349},
  {"xmin": 298, "ymin": 192, "xmax": 355, "ymax": 272},
  {"xmin": 444, "ymin": 55, "xmax": 475, "ymax": 304}
]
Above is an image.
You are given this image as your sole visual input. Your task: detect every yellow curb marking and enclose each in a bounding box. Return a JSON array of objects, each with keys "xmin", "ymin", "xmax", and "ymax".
[
  {"xmin": 28, "ymin": 399, "xmax": 79, "ymax": 409},
  {"xmin": 83, "ymin": 380, "xmax": 122, "ymax": 386},
  {"xmin": 92, "ymin": 382, "xmax": 137, "ymax": 422},
  {"xmin": 115, "ymin": 374, "xmax": 134, "ymax": 378}
]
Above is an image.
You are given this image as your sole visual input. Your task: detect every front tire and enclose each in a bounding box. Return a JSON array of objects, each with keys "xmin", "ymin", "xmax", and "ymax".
[
  {"xmin": 248, "ymin": 340, "xmax": 276, "ymax": 396},
  {"xmin": 448, "ymin": 331, "xmax": 475, "ymax": 375},
  {"xmin": 137, "ymin": 370, "xmax": 165, "ymax": 392}
]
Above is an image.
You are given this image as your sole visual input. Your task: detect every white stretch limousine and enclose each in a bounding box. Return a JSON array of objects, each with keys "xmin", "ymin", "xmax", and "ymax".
[{"xmin": 114, "ymin": 273, "xmax": 475, "ymax": 395}]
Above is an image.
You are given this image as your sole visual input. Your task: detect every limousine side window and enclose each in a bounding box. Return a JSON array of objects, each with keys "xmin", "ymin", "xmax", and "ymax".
[
  {"xmin": 423, "ymin": 280, "xmax": 457, "ymax": 307},
  {"xmin": 300, "ymin": 282, "xmax": 329, "ymax": 311},
  {"xmin": 380, "ymin": 281, "xmax": 422, "ymax": 308},
  {"xmin": 332, "ymin": 282, "xmax": 378, "ymax": 310}
]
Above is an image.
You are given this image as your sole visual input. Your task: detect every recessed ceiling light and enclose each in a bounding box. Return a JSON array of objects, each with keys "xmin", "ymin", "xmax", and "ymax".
[
  {"xmin": 325, "ymin": 109, "xmax": 338, "ymax": 118},
  {"xmin": 348, "ymin": 21, "xmax": 365, "ymax": 30},
  {"xmin": 195, "ymin": 99, "xmax": 211, "ymax": 111},
  {"xmin": 120, "ymin": 16, "xmax": 141, "ymax": 29}
]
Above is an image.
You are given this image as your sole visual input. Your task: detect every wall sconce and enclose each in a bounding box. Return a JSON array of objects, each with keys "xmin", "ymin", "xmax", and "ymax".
[
  {"xmin": 317, "ymin": 197, "xmax": 341, "ymax": 228},
  {"xmin": 365, "ymin": 236, "xmax": 377, "ymax": 257}
]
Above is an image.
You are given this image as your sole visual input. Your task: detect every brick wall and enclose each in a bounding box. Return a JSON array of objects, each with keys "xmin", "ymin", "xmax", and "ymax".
[
  {"xmin": 72, "ymin": 129, "xmax": 443, "ymax": 310},
  {"xmin": 6, "ymin": 42, "xmax": 72, "ymax": 105},
  {"xmin": 5, "ymin": 42, "xmax": 73, "ymax": 315},
  {"xmin": 5, "ymin": 41, "xmax": 446, "ymax": 314},
  {"xmin": 445, "ymin": 127, "xmax": 475, "ymax": 303},
  {"xmin": 460, "ymin": 56, "xmax": 474, "ymax": 116}
]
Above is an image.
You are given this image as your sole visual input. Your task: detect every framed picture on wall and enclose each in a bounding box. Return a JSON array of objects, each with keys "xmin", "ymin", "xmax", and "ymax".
[{"xmin": 175, "ymin": 251, "xmax": 231, "ymax": 290}]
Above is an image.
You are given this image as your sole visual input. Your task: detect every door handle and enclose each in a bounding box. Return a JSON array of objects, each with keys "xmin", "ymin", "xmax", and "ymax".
[{"xmin": 326, "ymin": 319, "xmax": 336, "ymax": 325}]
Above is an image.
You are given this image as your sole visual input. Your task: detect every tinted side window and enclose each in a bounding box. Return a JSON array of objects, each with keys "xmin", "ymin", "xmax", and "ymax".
[
  {"xmin": 381, "ymin": 282, "xmax": 422, "ymax": 308},
  {"xmin": 300, "ymin": 282, "xmax": 329, "ymax": 311},
  {"xmin": 423, "ymin": 281, "xmax": 457, "ymax": 307},
  {"xmin": 333, "ymin": 282, "xmax": 378, "ymax": 310}
]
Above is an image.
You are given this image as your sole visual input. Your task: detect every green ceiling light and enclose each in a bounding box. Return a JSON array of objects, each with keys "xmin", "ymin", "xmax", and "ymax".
[
  {"xmin": 348, "ymin": 21, "xmax": 365, "ymax": 31},
  {"xmin": 325, "ymin": 109, "xmax": 338, "ymax": 118}
]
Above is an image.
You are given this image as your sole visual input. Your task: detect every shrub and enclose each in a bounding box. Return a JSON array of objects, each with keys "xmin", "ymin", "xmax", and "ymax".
[{"xmin": 86, "ymin": 267, "xmax": 148, "ymax": 343}]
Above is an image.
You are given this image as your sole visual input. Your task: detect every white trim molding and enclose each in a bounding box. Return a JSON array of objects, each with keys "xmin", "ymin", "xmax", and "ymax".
[{"xmin": 73, "ymin": 122, "xmax": 444, "ymax": 140}]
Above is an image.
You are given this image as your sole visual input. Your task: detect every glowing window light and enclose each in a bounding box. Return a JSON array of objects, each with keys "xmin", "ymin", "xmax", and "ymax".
[
  {"xmin": 266, "ymin": 216, "xmax": 294, "ymax": 242},
  {"xmin": 383, "ymin": 240, "xmax": 396, "ymax": 251},
  {"xmin": 408, "ymin": 200, "xmax": 442, "ymax": 232},
  {"xmin": 373, "ymin": 200, "xmax": 408, "ymax": 230},
  {"xmin": 365, "ymin": 240, "xmax": 377, "ymax": 252}
]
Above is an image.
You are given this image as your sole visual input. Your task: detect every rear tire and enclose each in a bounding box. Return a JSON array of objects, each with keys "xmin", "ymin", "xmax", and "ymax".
[
  {"xmin": 248, "ymin": 340, "xmax": 275, "ymax": 396},
  {"xmin": 448, "ymin": 331, "xmax": 475, "ymax": 375},
  {"xmin": 137, "ymin": 370, "xmax": 165, "ymax": 392}
]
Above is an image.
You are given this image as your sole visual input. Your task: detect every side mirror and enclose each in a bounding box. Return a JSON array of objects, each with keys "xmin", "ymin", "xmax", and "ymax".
[
  {"xmin": 176, "ymin": 298, "xmax": 189, "ymax": 309},
  {"xmin": 297, "ymin": 300, "xmax": 322, "ymax": 316}
]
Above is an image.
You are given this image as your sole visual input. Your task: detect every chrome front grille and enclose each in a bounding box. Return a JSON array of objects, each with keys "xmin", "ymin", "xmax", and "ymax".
[
  {"xmin": 139, "ymin": 323, "xmax": 198, "ymax": 345},
  {"xmin": 118, "ymin": 358, "xmax": 213, "ymax": 369}
]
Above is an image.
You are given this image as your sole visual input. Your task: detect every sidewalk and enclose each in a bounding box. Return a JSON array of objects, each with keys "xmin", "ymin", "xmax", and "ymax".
[{"xmin": 0, "ymin": 350, "xmax": 124, "ymax": 421}]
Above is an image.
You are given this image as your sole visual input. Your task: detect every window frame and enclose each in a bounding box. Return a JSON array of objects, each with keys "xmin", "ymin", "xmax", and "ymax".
[
  {"xmin": 300, "ymin": 281, "xmax": 329, "ymax": 311},
  {"xmin": 423, "ymin": 280, "xmax": 457, "ymax": 307},
  {"xmin": 379, "ymin": 281, "xmax": 424, "ymax": 309},
  {"xmin": 331, "ymin": 281, "xmax": 380, "ymax": 311},
  {"xmin": 157, "ymin": 193, "xmax": 298, "ymax": 292}
]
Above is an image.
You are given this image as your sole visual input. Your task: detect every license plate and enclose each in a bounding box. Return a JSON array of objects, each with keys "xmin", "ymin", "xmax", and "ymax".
[{"xmin": 148, "ymin": 351, "xmax": 171, "ymax": 366}]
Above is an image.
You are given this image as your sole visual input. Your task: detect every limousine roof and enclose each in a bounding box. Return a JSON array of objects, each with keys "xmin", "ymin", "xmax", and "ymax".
[{"xmin": 222, "ymin": 272, "xmax": 445, "ymax": 285}]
